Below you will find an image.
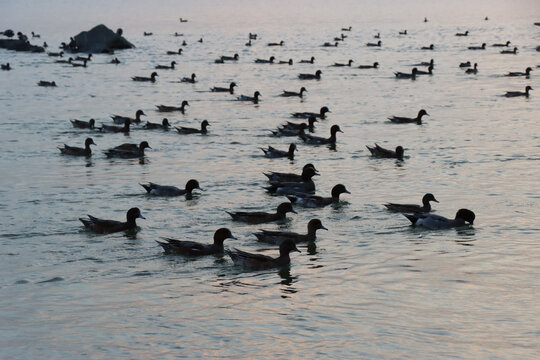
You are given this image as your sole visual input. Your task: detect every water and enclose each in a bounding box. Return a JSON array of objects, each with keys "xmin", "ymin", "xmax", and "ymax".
[{"xmin": 1, "ymin": 1, "xmax": 539, "ymax": 358}]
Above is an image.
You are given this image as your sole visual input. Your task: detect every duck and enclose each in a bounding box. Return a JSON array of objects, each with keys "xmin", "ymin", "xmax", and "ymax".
[
  {"xmin": 71, "ymin": 59, "xmax": 88, "ymax": 68},
  {"xmin": 281, "ymin": 115, "xmax": 317, "ymax": 132},
  {"xmin": 31, "ymin": 31, "xmax": 40, "ymax": 38},
  {"xmin": 110, "ymin": 57, "xmax": 121, "ymax": 64},
  {"xmin": 155, "ymin": 61, "xmax": 176, "ymax": 69},
  {"xmin": 394, "ymin": 68, "xmax": 417, "ymax": 79},
  {"xmin": 227, "ymin": 202, "xmax": 296, "ymax": 224},
  {"xmin": 75, "ymin": 54, "xmax": 92, "ymax": 62},
  {"xmin": 180, "ymin": 73, "xmax": 197, "ymax": 83},
  {"xmin": 179, "ymin": 18, "xmax": 188, "ymax": 22},
  {"xmin": 142, "ymin": 118, "xmax": 170, "ymax": 130},
  {"xmin": 492, "ymin": 41, "xmax": 511, "ymax": 47},
  {"xmin": 227, "ymin": 238, "xmax": 300, "ymax": 270},
  {"xmin": 322, "ymin": 42, "xmax": 339, "ymax": 47},
  {"xmin": 157, "ymin": 228, "xmax": 235, "ymax": 256},
  {"xmin": 286, "ymin": 184, "xmax": 350, "ymax": 208},
  {"xmin": 141, "ymin": 179, "xmax": 202, "ymax": 196},
  {"xmin": 260, "ymin": 143, "xmax": 297, "ymax": 159},
  {"xmin": 37, "ymin": 81, "xmax": 56, "ymax": 87},
  {"xmin": 504, "ymin": 86, "xmax": 533, "ymax": 97},
  {"xmin": 103, "ymin": 141, "xmax": 150, "ymax": 159},
  {"xmin": 175, "ymin": 120, "xmax": 209, "ymax": 134},
  {"xmin": 366, "ymin": 143, "xmax": 404, "ymax": 159},
  {"xmin": 421, "ymin": 44, "xmax": 434, "ymax": 50},
  {"xmin": 198, "ymin": 38, "xmax": 203, "ymax": 43},
  {"xmin": 388, "ymin": 109, "xmax": 428, "ymax": 124},
  {"xmin": 384, "ymin": 193, "xmax": 439, "ymax": 213},
  {"xmin": 500, "ymin": 47, "xmax": 518, "ymax": 54},
  {"xmin": 374, "ymin": 32, "xmax": 380, "ymax": 39},
  {"xmin": 249, "ymin": 33, "xmax": 257, "ymax": 39},
  {"xmin": 111, "ymin": 109, "xmax": 145, "ymax": 124},
  {"xmin": 254, "ymin": 219, "xmax": 327, "ymax": 245},
  {"xmin": 70, "ymin": 118, "xmax": 95, "ymax": 129},
  {"xmin": 100, "ymin": 119, "xmax": 131, "ymax": 133},
  {"xmin": 505, "ymin": 67, "xmax": 532, "ymax": 77},
  {"xmin": 415, "ymin": 65, "xmax": 433, "ymax": 75},
  {"xmin": 341, "ymin": 26, "xmax": 352, "ymax": 31},
  {"xmin": 245, "ymin": 39, "xmax": 252, "ymax": 46},
  {"xmin": 334, "ymin": 34, "xmax": 347, "ymax": 41},
  {"xmin": 263, "ymin": 163, "xmax": 318, "ymax": 183},
  {"xmin": 47, "ymin": 51, "xmax": 63, "ymax": 57},
  {"xmin": 300, "ymin": 124, "xmax": 342, "ymax": 145},
  {"xmin": 58, "ymin": 137, "xmax": 96, "ymax": 157},
  {"xmin": 291, "ymin": 106, "xmax": 330, "ymax": 119},
  {"xmin": 332, "ymin": 59, "xmax": 354, "ymax": 67},
  {"xmin": 182, "ymin": 40, "xmax": 187, "ymax": 46},
  {"xmin": 143, "ymin": 32, "xmax": 153, "ymax": 36},
  {"xmin": 237, "ymin": 91, "xmax": 261, "ymax": 103},
  {"xmin": 80, "ymin": 207, "xmax": 144, "ymax": 234},
  {"xmin": 358, "ymin": 62, "xmax": 379, "ymax": 69},
  {"xmin": 255, "ymin": 56, "xmax": 275, "ymax": 64},
  {"xmin": 278, "ymin": 59, "xmax": 293, "ymax": 65},
  {"xmin": 404, "ymin": 209, "xmax": 475, "ymax": 229},
  {"xmin": 459, "ymin": 61, "xmax": 471, "ymax": 68},
  {"xmin": 455, "ymin": 31, "xmax": 469, "ymax": 36},
  {"xmin": 399, "ymin": 30, "xmax": 408, "ymax": 35},
  {"xmin": 267, "ymin": 40, "xmax": 284, "ymax": 46},
  {"xmin": 156, "ymin": 100, "xmax": 189, "ymax": 113},
  {"xmin": 299, "ymin": 56, "xmax": 315, "ymax": 64},
  {"xmin": 214, "ymin": 58, "xmax": 225, "ymax": 64},
  {"xmin": 366, "ymin": 41, "xmax": 382, "ymax": 47},
  {"xmin": 166, "ymin": 48, "xmax": 183, "ymax": 55},
  {"xmin": 1, "ymin": 63, "xmax": 11, "ymax": 70},
  {"xmin": 210, "ymin": 82, "xmax": 237, "ymax": 94},
  {"xmin": 132, "ymin": 72, "xmax": 158, "ymax": 82},
  {"xmin": 468, "ymin": 43, "xmax": 486, "ymax": 50},
  {"xmin": 465, "ymin": 63, "xmax": 478, "ymax": 74},
  {"xmin": 174, "ymin": 32, "xmax": 183, "ymax": 36},
  {"xmin": 271, "ymin": 123, "xmax": 308, "ymax": 137},
  {"xmin": 280, "ymin": 87, "xmax": 307, "ymax": 97},
  {"xmin": 221, "ymin": 53, "xmax": 239, "ymax": 61},
  {"xmin": 298, "ymin": 70, "xmax": 322, "ymax": 80},
  {"xmin": 55, "ymin": 57, "xmax": 73, "ymax": 64},
  {"xmin": 265, "ymin": 167, "xmax": 318, "ymax": 195}
]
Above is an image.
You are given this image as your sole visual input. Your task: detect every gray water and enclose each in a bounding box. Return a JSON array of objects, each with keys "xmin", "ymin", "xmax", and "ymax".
[{"xmin": 1, "ymin": 1, "xmax": 539, "ymax": 359}]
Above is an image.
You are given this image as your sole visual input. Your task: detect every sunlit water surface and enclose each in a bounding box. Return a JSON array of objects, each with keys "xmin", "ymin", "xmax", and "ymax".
[{"xmin": 1, "ymin": 1, "xmax": 539, "ymax": 359}]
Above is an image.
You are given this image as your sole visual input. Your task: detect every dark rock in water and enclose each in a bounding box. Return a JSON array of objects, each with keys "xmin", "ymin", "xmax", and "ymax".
[
  {"xmin": 71, "ymin": 24, "xmax": 135, "ymax": 53},
  {"xmin": 0, "ymin": 38, "xmax": 44, "ymax": 52}
]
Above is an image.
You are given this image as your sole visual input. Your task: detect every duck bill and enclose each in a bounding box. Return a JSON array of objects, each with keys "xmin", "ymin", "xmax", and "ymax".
[
  {"xmin": 321, "ymin": 226, "xmax": 328, "ymax": 231},
  {"xmin": 138, "ymin": 214, "xmax": 146, "ymax": 219},
  {"xmin": 291, "ymin": 209, "xmax": 298, "ymax": 214},
  {"xmin": 197, "ymin": 187, "xmax": 204, "ymax": 191},
  {"xmin": 433, "ymin": 199, "xmax": 439, "ymax": 203},
  {"xmin": 229, "ymin": 235, "xmax": 237, "ymax": 240}
]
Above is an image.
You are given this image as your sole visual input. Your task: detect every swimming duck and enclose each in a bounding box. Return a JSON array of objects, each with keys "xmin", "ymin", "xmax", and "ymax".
[
  {"xmin": 228, "ymin": 238, "xmax": 300, "ymax": 270},
  {"xmin": 388, "ymin": 109, "xmax": 428, "ymax": 124},
  {"xmin": 504, "ymin": 86, "xmax": 533, "ymax": 97},
  {"xmin": 394, "ymin": 68, "xmax": 417, "ymax": 79},
  {"xmin": 271, "ymin": 123, "xmax": 308, "ymax": 137},
  {"xmin": 358, "ymin": 62, "xmax": 379, "ymax": 69},
  {"xmin": 100, "ymin": 119, "xmax": 131, "ymax": 133},
  {"xmin": 299, "ymin": 56, "xmax": 315, "ymax": 64},
  {"xmin": 179, "ymin": 18, "xmax": 188, "ymax": 22},
  {"xmin": 465, "ymin": 63, "xmax": 478, "ymax": 74},
  {"xmin": 281, "ymin": 116, "xmax": 317, "ymax": 131},
  {"xmin": 421, "ymin": 44, "xmax": 434, "ymax": 50},
  {"xmin": 342, "ymin": 26, "xmax": 352, "ymax": 31},
  {"xmin": 412, "ymin": 59, "xmax": 434, "ymax": 67},
  {"xmin": 71, "ymin": 59, "xmax": 88, "ymax": 68},
  {"xmin": 260, "ymin": 143, "xmax": 297, "ymax": 159},
  {"xmin": 245, "ymin": 39, "xmax": 252, "ymax": 46},
  {"xmin": 144, "ymin": 32, "xmax": 152, "ymax": 36},
  {"xmin": 180, "ymin": 73, "xmax": 197, "ymax": 83},
  {"xmin": 265, "ymin": 167, "xmax": 318, "ymax": 195},
  {"xmin": 157, "ymin": 228, "xmax": 235, "ymax": 256},
  {"xmin": 278, "ymin": 59, "xmax": 293, "ymax": 65},
  {"xmin": 286, "ymin": 184, "xmax": 350, "ymax": 208},
  {"xmin": 332, "ymin": 59, "xmax": 354, "ymax": 67},
  {"xmin": 1, "ymin": 63, "xmax": 11, "ymax": 70},
  {"xmin": 214, "ymin": 58, "xmax": 225, "ymax": 64},
  {"xmin": 300, "ymin": 124, "xmax": 342, "ymax": 145},
  {"xmin": 221, "ymin": 53, "xmax": 239, "ymax": 61},
  {"xmin": 255, "ymin": 56, "xmax": 275, "ymax": 64},
  {"xmin": 80, "ymin": 207, "xmax": 144, "ymax": 234},
  {"xmin": 198, "ymin": 38, "xmax": 203, "ymax": 43},
  {"xmin": 104, "ymin": 141, "xmax": 150, "ymax": 158},
  {"xmin": 110, "ymin": 57, "xmax": 121, "ymax": 64},
  {"xmin": 166, "ymin": 48, "xmax": 183, "ymax": 55},
  {"xmin": 141, "ymin": 179, "xmax": 202, "ymax": 196},
  {"xmin": 70, "ymin": 118, "xmax": 95, "ymax": 129},
  {"xmin": 156, "ymin": 100, "xmax": 189, "ymax": 113},
  {"xmin": 492, "ymin": 41, "xmax": 511, "ymax": 47},
  {"xmin": 174, "ymin": 32, "xmax": 183, "ymax": 37},
  {"xmin": 334, "ymin": 35, "xmax": 346, "ymax": 42},
  {"xmin": 37, "ymin": 81, "xmax": 56, "ymax": 87},
  {"xmin": 399, "ymin": 30, "xmax": 408, "ymax": 35},
  {"xmin": 132, "ymin": 72, "xmax": 158, "ymax": 82},
  {"xmin": 459, "ymin": 61, "xmax": 471, "ymax": 68},
  {"xmin": 505, "ymin": 67, "xmax": 532, "ymax": 77},
  {"xmin": 237, "ymin": 91, "xmax": 261, "ymax": 103},
  {"xmin": 227, "ymin": 202, "xmax": 296, "ymax": 224},
  {"xmin": 366, "ymin": 144, "xmax": 404, "ymax": 159},
  {"xmin": 415, "ymin": 65, "xmax": 433, "ymax": 75},
  {"xmin": 374, "ymin": 32, "xmax": 380, "ymax": 39},
  {"xmin": 175, "ymin": 120, "xmax": 209, "ymax": 134},
  {"xmin": 500, "ymin": 47, "xmax": 518, "ymax": 54},
  {"xmin": 322, "ymin": 42, "xmax": 339, "ymax": 47},
  {"xmin": 298, "ymin": 70, "xmax": 322, "ymax": 80},
  {"xmin": 280, "ymin": 87, "xmax": 307, "ymax": 97},
  {"xmin": 111, "ymin": 109, "xmax": 146, "ymax": 124},
  {"xmin": 291, "ymin": 106, "xmax": 330, "ymax": 119},
  {"xmin": 75, "ymin": 54, "xmax": 92, "ymax": 62},
  {"xmin": 263, "ymin": 163, "xmax": 318, "ymax": 183},
  {"xmin": 384, "ymin": 193, "xmax": 438, "ymax": 213},
  {"xmin": 182, "ymin": 40, "xmax": 187, "ymax": 46},
  {"xmin": 58, "ymin": 137, "xmax": 96, "ymax": 157},
  {"xmin": 55, "ymin": 57, "xmax": 73, "ymax": 64},
  {"xmin": 47, "ymin": 51, "xmax": 63, "ymax": 57},
  {"xmin": 249, "ymin": 33, "xmax": 257, "ymax": 39},
  {"xmin": 142, "ymin": 118, "xmax": 170, "ymax": 130},
  {"xmin": 155, "ymin": 61, "xmax": 176, "ymax": 69},
  {"xmin": 455, "ymin": 31, "xmax": 469, "ymax": 36},
  {"xmin": 468, "ymin": 43, "xmax": 486, "ymax": 50},
  {"xmin": 211, "ymin": 82, "xmax": 237, "ymax": 93},
  {"xmin": 268, "ymin": 41, "xmax": 284, "ymax": 46},
  {"xmin": 366, "ymin": 41, "xmax": 382, "ymax": 47},
  {"xmin": 31, "ymin": 31, "xmax": 40, "ymax": 38},
  {"xmin": 404, "ymin": 209, "xmax": 475, "ymax": 229},
  {"xmin": 254, "ymin": 219, "xmax": 327, "ymax": 245}
]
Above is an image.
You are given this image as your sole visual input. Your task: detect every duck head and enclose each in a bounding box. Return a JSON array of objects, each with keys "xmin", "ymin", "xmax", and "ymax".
[
  {"xmin": 277, "ymin": 202, "xmax": 297, "ymax": 215},
  {"xmin": 331, "ymin": 184, "xmax": 350, "ymax": 198},
  {"xmin": 456, "ymin": 209, "xmax": 475, "ymax": 224},
  {"xmin": 214, "ymin": 228, "xmax": 236, "ymax": 245}
]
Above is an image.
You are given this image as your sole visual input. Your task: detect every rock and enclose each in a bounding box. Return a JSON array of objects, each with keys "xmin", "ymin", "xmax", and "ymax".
[
  {"xmin": 0, "ymin": 38, "xmax": 44, "ymax": 52},
  {"xmin": 71, "ymin": 24, "xmax": 135, "ymax": 53}
]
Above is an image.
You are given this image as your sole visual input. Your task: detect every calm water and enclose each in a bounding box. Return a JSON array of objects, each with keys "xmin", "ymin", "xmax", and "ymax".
[{"xmin": 1, "ymin": 1, "xmax": 539, "ymax": 359}]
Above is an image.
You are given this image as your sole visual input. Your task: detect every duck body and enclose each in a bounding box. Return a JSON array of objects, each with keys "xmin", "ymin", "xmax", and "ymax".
[
  {"xmin": 180, "ymin": 73, "xmax": 197, "ymax": 83},
  {"xmin": 237, "ymin": 91, "xmax": 261, "ymax": 103},
  {"xmin": 505, "ymin": 67, "xmax": 532, "ymax": 77},
  {"xmin": 500, "ymin": 47, "xmax": 518, "ymax": 54},
  {"xmin": 267, "ymin": 41, "xmax": 284, "ymax": 46},
  {"xmin": 415, "ymin": 65, "xmax": 433, "ymax": 75},
  {"xmin": 155, "ymin": 61, "xmax": 176, "ymax": 69},
  {"xmin": 291, "ymin": 106, "xmax": 330, "ymax": 119},
  {"xmin": 366, "ymin": 41, "xmax": 382, "ymax": 47},
  {"xmin": 166, "ymin": 48, "xmax": 183, "ymax": 55},
  {"xmin": 332, "ymin": 59, "xmax": 354, "ymax": 67},
  {"xmin": 421, "ymin": 44, "xmax": 434, "ymax": 50},
  {"xmin": 157, "ymin": 228, "xmax": 235, "ymax": 256},
  {"xmin": 301, "ymin": 124, "xmax": 342, "ymax": 145},
  {"xmin": 404, "ymin": 209, "xmax": 475, "ymax": 229},
  {"xmin": 281, "ymin": 87, "xmax": 307, "ymax": 97},
  {"xmin": 459, "ymin": 61, "xmax": 471, "ymax": 68},
  {"xmin": 358, "ymin": 62, "xmax": 379, "ymax": 69},
  {"xmin": 141, "ymin": 179, "xmax": 201, "ymax": 196},
  {"xmin": 111, "ymin": 110, "xmax": 145, "ymax": 124},
  {"xmin": 38, "ymin": 81, "xmax": 56, "ymax": 87},
  {"xmin": 395, "ymin": 68, "xmax": 417, "ymax": 79},
  {"xmin": 175, "ymin": 120, "xmax": 209, "ymax": 134},
  {"xmin": 261, "ymin": 143, "xmax": 297, "ymax": 159},
  {"xmin": 384, "ymin": 193, "xmax": 438, "ymax": 213},
  {"xmin": 465, "ymin": 63, "xmax": 478, "ymax": 74},
  {"xmin": 263, "ymin": 163, "xmax": 317, "ymax": 183},
  {"xmin": 132, "ymin": 72, "xmax": 158, "ymax": 82},
  {"xmin": 58, "ymin": 137, "xmax": 96, "ymax": 156},
  {"xmin": 254, "ymin": 219, "xmax": 327, "ymax": 245},
  {"xmin": 366, "ymin": 144, "xmax": 404, "ymax": 159},
  {"xmin": 221, "ymin": 53, "xmax": 239, "ymax": 61},
  {"xmin": 80, "ymin": 207, "xmax": 144, "ymax": 234},
  {"xmin": 70, "ymin": 118, "xmax": 95, "ymax": 129},
  {"xmin": 468, "ymin": 43, "xmax": 486, "ymax": 50},
  {"xmin": 265, "ymin": 167, "xmax": 318, "ymax": 195},
  {"xmin": 504, "ymin": 86, "xmax": 533, "ymax": 97},
  {"xmin": 492, "ymin": 41, "xmax": 511, "ymax": 47},
  {"xmin": 299, "ymin": 56, "xmax": 315, "ymax": 64},
  {"xmin": 287, "ymin": 184, "xmax": 350, "ymax": 208},
  {"xmin": 228, "ymin": 239, "xmax": 300, "ymax": 269},
  {"xmin": 227, "ymin": 202, "xmax": 296, "ymax": 224},
  {"xmin": 100, "ymin": 119, "xmax": 130, "ymax": 133},
  {"xmin": 388, "ymin": 109, "xmax": 428, "ymax": 124},
  {"xmin": 211, "ymin": 82, "xmax": 237, "ymax": 93},
  {"xmin": 156, "ymin": 100, "xmax": 189, "ymax": 113},
  {"xmin": 104, "ymin": 141, "xmax": 150, "ymax": 158},
  {"xmin": 298, "ymin": 70, "xmax": 322, "ymax": 80},
  {"xmin": 255, "ymin": 56, "xmax": 275, "ymax": 64},
  {"xmin": 143, "ymin": 118, "xmax": 170, "ymax": 130}
]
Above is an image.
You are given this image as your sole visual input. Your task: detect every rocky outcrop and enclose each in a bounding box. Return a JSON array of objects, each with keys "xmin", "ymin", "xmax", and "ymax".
[
  {"xmin": 0, "ymin": 39, "xmax": 44, "ymax": 52},
  {"xmin": 70, "ymin": 24, "xmax": 135, "ymax": 53}
]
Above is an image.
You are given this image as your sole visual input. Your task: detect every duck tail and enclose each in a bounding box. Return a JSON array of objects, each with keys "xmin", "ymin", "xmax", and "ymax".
[
  {"xmin": 155, "ymin": 240, "xmax": 171, "ymax": 252},
  {"xmin": 262, "ymin": 172, "xmax": 273, "ymax": 180},
  {"xmin": 140, "ymin": 183, "xmax": 152, "ymax": 193},
  {"xmin": 79, "ymin": 218, "xmax": 92, "ymax": 228},
  {"xmin": 403, "ymin": 214, "xmax": 418, "ymax": 225}
]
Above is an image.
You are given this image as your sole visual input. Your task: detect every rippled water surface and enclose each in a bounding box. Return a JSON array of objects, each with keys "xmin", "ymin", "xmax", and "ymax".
[{"xmin": 1, "ymin": 0, "xmax": 539, "ymax": 358}]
